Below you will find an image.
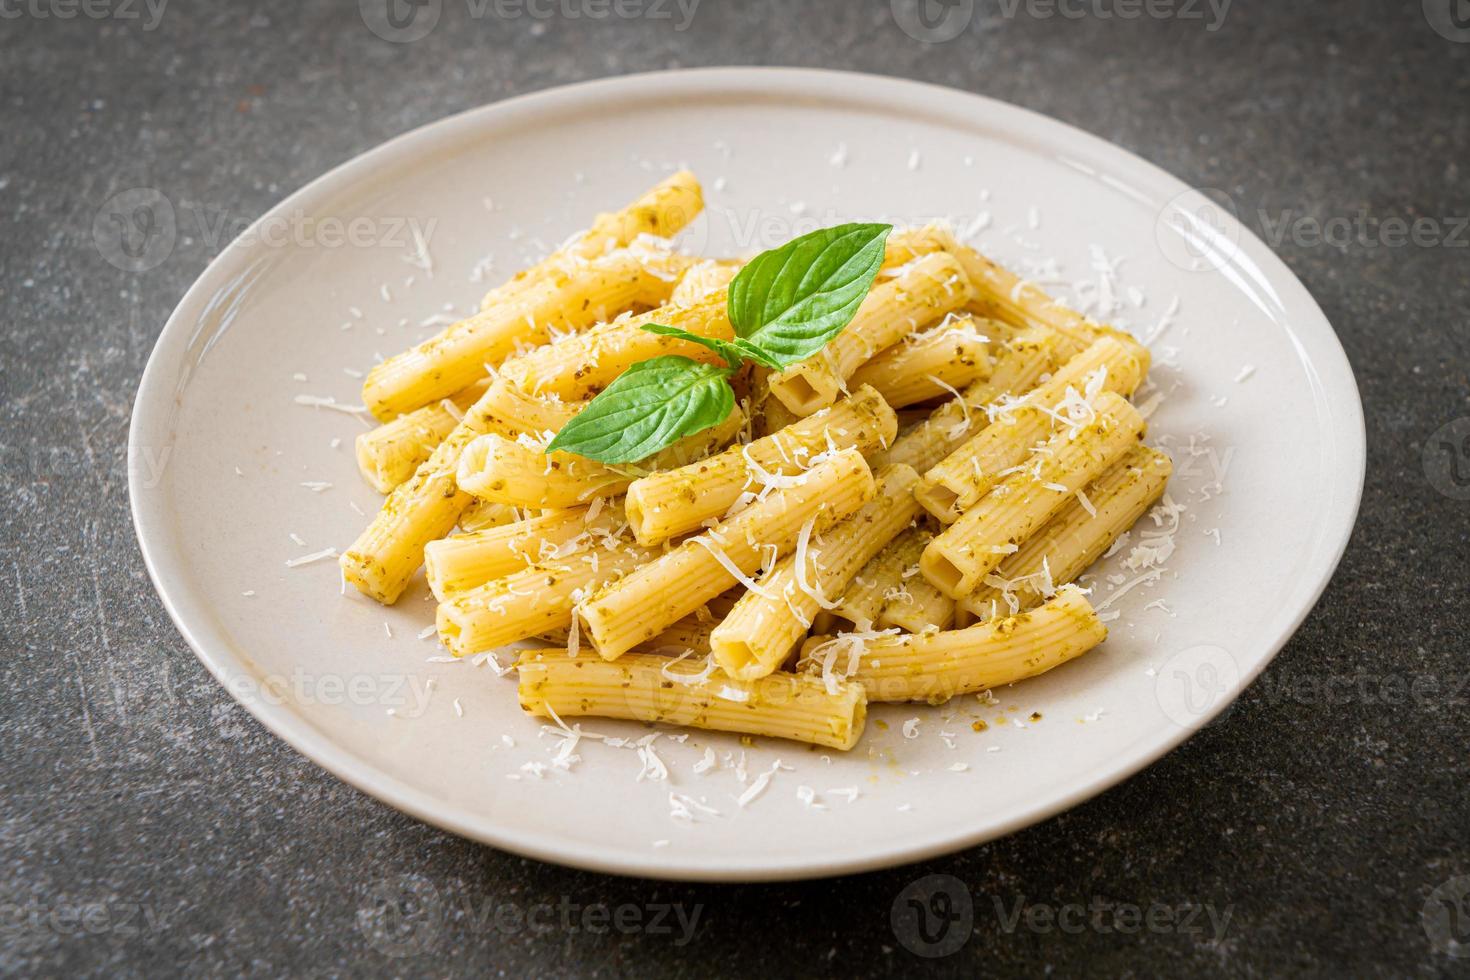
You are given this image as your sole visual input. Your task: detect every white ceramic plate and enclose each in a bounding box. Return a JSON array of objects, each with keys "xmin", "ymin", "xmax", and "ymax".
[{"xmin": 129, "ymin": 68, "xmax": 1364, "ymax": 881}]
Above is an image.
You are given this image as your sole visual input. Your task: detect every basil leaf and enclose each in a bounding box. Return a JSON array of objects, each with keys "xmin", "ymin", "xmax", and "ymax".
[
  {"xmin": 634, "ymin": 324, "xmax": 753, "ymax": 370},
  {"xmin": 727, "ymin": 222, "xmax": 892, "ymax": 368},
  {"xmin": 544, "ymin": 356, "xmax": 735, "ymax": 464},
  {"xmin": 639, "ymin": 323, "xmax": 784, "ymax": 371}
]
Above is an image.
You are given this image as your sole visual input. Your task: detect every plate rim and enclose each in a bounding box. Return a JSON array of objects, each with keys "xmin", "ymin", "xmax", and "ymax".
[{"xmin": 128, "ymin": 66, "xmax": 1367, "ymax": 882}]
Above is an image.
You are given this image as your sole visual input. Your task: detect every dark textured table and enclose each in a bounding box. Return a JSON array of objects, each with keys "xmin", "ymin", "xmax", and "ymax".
[{"xmin": 3, "ymin": 0, "xmax": 1468, "ymax": 975}]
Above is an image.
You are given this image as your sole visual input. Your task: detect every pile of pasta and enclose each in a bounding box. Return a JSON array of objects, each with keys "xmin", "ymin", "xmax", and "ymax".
[{"xmin": 341, "ymin": 172, "xmax": 1172, "ymax": 751}]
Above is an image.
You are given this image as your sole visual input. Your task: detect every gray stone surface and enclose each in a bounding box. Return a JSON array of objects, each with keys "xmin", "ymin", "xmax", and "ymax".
[{"xmin": 2, "ymin": 0, "xmax": 1468, "ymax": 975}]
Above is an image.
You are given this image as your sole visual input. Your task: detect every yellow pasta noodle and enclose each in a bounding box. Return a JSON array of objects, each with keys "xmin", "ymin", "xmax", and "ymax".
[
  {"xmin": 458, "ymin": 500, "xmax": 522, "ymax": 533},
  {"xmin": 497, "ymin": 290, "xmax": 732, "ymax": 402},
  {"xmin": 476, "ymin": 170, "xmax": 705, "ymax": 311},
  {"xmin": 436, "ymin": 535, "xmax": 654, "ymax": 657},
  {"xmin": 847, "ymin": 314, "xmax": 990, "ymax": 409},
  {"xmin": 340, "ymin": 379, "xmax": 581, "ymax": 605},
  {"xmin": 669, "ymin": 259, "xmax": 741, "ymax": 306},
  {"xmin": 634, "ymin": 590, "xmax": 742, "ymax": 653},
  {"xmin": 914, "ymin": 334, "xmax": 1150, "ymax": 522},
  {"xmin": 766, "ymin": 252, "xmax": 974, "ymax": 416},
  {"xmin": 804, "ymin": 586, "xmax": 1106, "ymax": 703},
  {"xmin": 709, "ymin": 464, "xmax": 922, "ymax": 681},
  {"xmin": 921, "ymin": 391, "xmax": 1146, "ymax": 598},
  {"xmin": 424, "ymin": 502, "xmax": 622, "ymax": 601},
  {"xmin": 364, "ymin": 246, "xmax": 689, "ymax": 420},
  {"xmin": 354, "ymin": 381, "xmax": 488, "ymax": 494},
  {"xmin": 874, "ymin": 542, "xmax": 956, "ymax": 634},
  {"xmin": 516, "ymin": 650, "xmax": 868, "ymax": 750},
  {"xmin": 824, "ymin": 526, "xmax": 929, "ymax": 633},
  {"xmin": 577, "ymin": 448, "xmax": 876, "ymax": 660},
  {"xmin": 869, "ymin": 327, "xmax": 1065, "ymax": 472},
  {"xmin": 623, "ymin": 384, "xmax": 897, "ymax": 546},
  {"xmin": 960, "ymin": 445, "xmax": 1172, "ymax": 620},
  {"xmin": 456, "ymin": 405, "xmax": 744, "ymax": 509}
]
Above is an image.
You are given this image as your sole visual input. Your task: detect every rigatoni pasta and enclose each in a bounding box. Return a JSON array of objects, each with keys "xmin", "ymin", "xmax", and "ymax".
[
  {"xmin": 622, "ymin": 384, "xmax": 897, "ymax": 546},
  {"xmin": 517, "ymin": 650, "xmax": 868, "ymax": 751},
  {"xmin": 960, "ymin": 445, "xmax": 1172, "ymax": 620},
  {"xmin": 921, "ymin": 391, "xmax": 1147, "ymax": 598},
  {"xmin": 577, "ymin": 448, "xmax": 876, "ymax": 660},
  {"xmin": 806, "ymin": 585, "xmax": 1107, "ymax": 703},
  {"xmin": 848, "ymin": 314, "xmax": 990, "ymax": 409},
  {"xmin": 329, "ymin": 180, "xmax": 1181, "ymax": 754},
  {"xmin": 766, "ymin": 252, "xmax": 973, "ymax": 416},
  {"xmin": 708, "ymin": 464, "xmax": 922, "ymax": 681}
]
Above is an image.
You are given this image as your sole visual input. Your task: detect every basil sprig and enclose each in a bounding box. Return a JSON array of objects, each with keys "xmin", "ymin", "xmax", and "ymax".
[{"xmin": 546, "ymin": 222, "xmax": 892, "ymax": 464}]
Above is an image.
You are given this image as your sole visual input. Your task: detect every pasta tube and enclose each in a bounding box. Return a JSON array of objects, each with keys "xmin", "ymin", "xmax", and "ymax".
[
  {"xmin": 576, "ymin": 448, "xmax": 876, "ymax": 660},
  {"xmin": 874, "ymin": 545, "xmax": 956, "ymax": 633},
  {"xmin": 869, "ymin": 327, "xmax": 1064, "ymax": 472},
  {"xmin": 456, "ymin": 405, "xmax": 744, "ymax": 509},
  {"xmin": 960, "ymin": 446, "xmax": 1172, "ymax": 620},
  {"xmin": 710, "ymin": 465, "xmax": 922, "ymax": 681},
  {"xmin": 767, "ymin": 252, "xmax": 973, "ymax": 416},
  {"xmin": 636, "ymin": 590, "xmax": 742, "ymax": 653},
  {"xmin": 340, "ymin": 379, "xmax": 580, "ymax": 605},
  {"xmin": 669, "ymin": 259, "xmax": 741, "ymax": 306},
  {"xmin": 910, "ymin": 224, "xmax": 1102, "ymax": 359},
  {"xmin": 354, "ymin": 381, "xmax": 487, "ymax": 493},
  {"xmin": 914, "ymin": 335, "xmax": 1149, "ymax": 522},
  {"xmin": 436, "ymin": 536, "xmax": 654, "ymax": 657},
  {"xmin": 516, "ymin": 651, "xmax": 868, "ymax": 751},
  {"xmin": 497, "ymin": 291, "xmax": 732, "ymax": 402},
  {"xmin": 921, "ymin": 391, "xmax": 1147, "ymax": 598},
  {"xmin": 806, "ymin": 586, "xmax": 1106, "ymax": 703},
  {"xmin": 477, "ymin": 170, "xmax": 705, "ymax": 311},
  {"xmin": 458, "ymin": 500, "xmax": 522, "ymax": 533},
  {"xmin": 623, "ymin": 384, "xmax": 897, "ymax": 546},
  {"xmin": 363, "ymin": 247, "xmax": 687, "ymax": 420},
  {"xmin": 848, "ymin": 314, "xmax": 990, "ymax": 409},
  {"xmin": 424, "ymin": 502, "xmax": 622, "ymax": 601},
  {"xmin": 825, "ymin": 526, "xmax": 929, "ymax": 632}
]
